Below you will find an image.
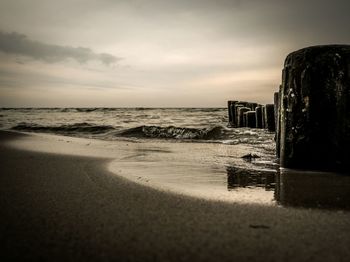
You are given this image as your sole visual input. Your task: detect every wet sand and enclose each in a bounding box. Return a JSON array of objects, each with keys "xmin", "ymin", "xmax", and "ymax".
[{"xmin": 1, "ymin": 130, "xmax": 349, "ymax": 261}]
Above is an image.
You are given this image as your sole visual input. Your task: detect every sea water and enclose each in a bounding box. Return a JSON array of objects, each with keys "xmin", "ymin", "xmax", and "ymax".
[
  {"xmin": 0, "ymin": 107, "xmax": 273, "ymax": 145},
  {"xmin": 2, "ymin": 108, "xmax": 349, "ymax": 210}
]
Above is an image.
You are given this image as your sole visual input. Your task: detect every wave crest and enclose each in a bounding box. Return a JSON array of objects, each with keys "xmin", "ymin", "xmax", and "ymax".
[{"xmin": 118, "ymin": 125, "xmax": 223, "ymax": 140}]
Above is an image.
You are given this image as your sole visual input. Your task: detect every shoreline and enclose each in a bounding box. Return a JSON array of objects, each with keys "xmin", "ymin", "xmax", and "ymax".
[
  {"xmin": 6, "ymin": 130, "xmax": 349, "ymax": 210},
  {"xmin": 1, "ymin": 130, "xmax": 350, "ymax": 261},
  {"xmin": 5, "ymin": 129, "xmax": 277, "ymax": 205}
]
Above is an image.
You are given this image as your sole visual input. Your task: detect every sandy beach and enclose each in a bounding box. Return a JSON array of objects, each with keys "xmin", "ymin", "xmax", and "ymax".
[{"xmin": 1, "ymin": 130, "xmax": 350, "ymax": 261}]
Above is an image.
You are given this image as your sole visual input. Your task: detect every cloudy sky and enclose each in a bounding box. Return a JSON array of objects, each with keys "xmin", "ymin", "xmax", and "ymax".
[{"xmin": 0, "ymin": 0, "xmax": 349, "ymax": 107}]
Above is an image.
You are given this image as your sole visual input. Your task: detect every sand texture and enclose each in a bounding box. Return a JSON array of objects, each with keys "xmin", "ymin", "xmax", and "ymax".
[{"xmin": 0, "ymin": 131, "xmax": 349, "ymax": 261}]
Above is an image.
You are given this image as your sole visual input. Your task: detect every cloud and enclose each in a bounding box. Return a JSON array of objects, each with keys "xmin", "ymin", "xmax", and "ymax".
[
  {"xmin": 0, "ymin": 58, "xmax": 131, "ymax": 91},
  {"xmin": 0, "ymin": 31, "xmax": 121, "ymax": 65},
  {"xmin": 1, "ymin": 0, "xmax": 349, "ymax": 107}
]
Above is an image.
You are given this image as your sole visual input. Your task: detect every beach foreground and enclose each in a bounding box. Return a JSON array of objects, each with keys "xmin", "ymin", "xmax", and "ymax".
[{"xmin": 0, "ymin": 131, "xmax": 349, "ymax": 261}]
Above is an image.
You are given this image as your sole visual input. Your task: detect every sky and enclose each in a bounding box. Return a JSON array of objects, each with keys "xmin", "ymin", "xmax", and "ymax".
[{"xmin": 0, "ymin": 0, "xmax": 350, "ymax": 107}]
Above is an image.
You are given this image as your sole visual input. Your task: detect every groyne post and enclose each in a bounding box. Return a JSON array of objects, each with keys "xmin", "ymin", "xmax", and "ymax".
[
  {"xmin": 261, "ymin": 105, "xmax": 266, "ymax": 129},
  {"xmin": 227, "ymin": 101, "xmax": 237, "ymax": 126},
  {"xmin": 243, "ymin": 112, "xmax": 248, "ymax": 127},
  {"xmin": 265, "ymin": 104, "xmax": 275, "ymax": 132},
  {"xmin": 279, "ymin": 45, "xmax": 350, "ymax": 171},
  {"xmin": 234, "ymin": 104, "xmax": 244, "ymax": 127},
  {"xmin": 246, "ymin": 111, "xmax": 256, "ymax": 128},
  {"xmin": 228, "ymin": 101, "xmax": 233, "ymax": 125},
  {"xmin": 274, "ymin": 92, "xmax": 279, "ymax": 131},
  {"xmin": 275, "ymin": 88, "xmax": 282, "ymax": 158},
  {"xmin": 238, "ymin": 107, "xmax": 250, "ymax": 127},
  {"xmin": 255, "ymin": 106, "xmax": 263, "ymax": 128}
]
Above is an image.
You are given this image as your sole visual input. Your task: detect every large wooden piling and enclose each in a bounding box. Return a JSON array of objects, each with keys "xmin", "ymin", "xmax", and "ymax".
[
  {"xmin": 279, "ymin": 45, "xmax": 350, "ymax": 171},
  {"xmin": 246, "ymin": 111, "xmax": 256, "ymax": 128},
  {"xmin": 230, "ymin": 102, "xmax": 237, "ymax": 126},
  {"xmin": 274, "ymin": 92, "xmax": 279, "ymax": 131},
  {"xmin": 227, "ymin": 101, "xmax": 233, "ymax": 124},
  {"xmin": 227, "ymin": 101, "xmax": 237, "ymax": 126},
  {"xmin": 261, "ymin": 106, "xmax": 266, "ymax": 129},
  {"xmin": 255, "ymin": 106, "xmax": 263, "ymax": 128},
  {"xmin": 265, "ymin": 104, "xmax": 275, "ymax": 132},
  {"xmin": 275, "ymin": 89, "xmax": 281, "ymax": 158},
  {"xmin": 238, "ymin": 107, "xmax": 250, "ymax": 127},
  {"xmin": 234, "ymin": 104, "xmax": 244, "ymax": 127},
  {"xmin": 243, "ymin": 112, "xmax": 248, "ymax": 127}
]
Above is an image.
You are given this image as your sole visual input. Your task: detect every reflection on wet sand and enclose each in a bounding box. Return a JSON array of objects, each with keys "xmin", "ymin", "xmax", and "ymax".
[
  {"xmin": 226, "ymin": 166, "xmax": 275, "ymax": 191},
  {"xmin": 275, "ymin": 169, "xmax": 350, "ymax": 210},
  {"xmin": 227, "ymin": 166, "xmax": 350, "ymax": 210}
]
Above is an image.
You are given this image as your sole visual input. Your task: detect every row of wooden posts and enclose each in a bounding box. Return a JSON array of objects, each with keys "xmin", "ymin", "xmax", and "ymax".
[
  {"xmin": 227, "ymin": 100, "xmax": 277, "ymax": 132},
  {"xmin": 227, "ymin": 46, "xmax": 350, "ymax": 172}
]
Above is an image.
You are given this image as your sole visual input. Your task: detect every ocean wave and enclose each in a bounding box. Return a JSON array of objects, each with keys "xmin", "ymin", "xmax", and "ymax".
[
  {"xmin": 10, "ymin": 121, "xmax": 273, "ymax": 145},
  {"xmin": 11, "ymin": 122, "xmax": 115, "ymax": 134},
  {"xmin": 75, "ymin": 108, "xmax": 99, "ymax": 112},
  {"xmin": 118, "ymin": 125, "xmax": 224, "ymax": 140}
]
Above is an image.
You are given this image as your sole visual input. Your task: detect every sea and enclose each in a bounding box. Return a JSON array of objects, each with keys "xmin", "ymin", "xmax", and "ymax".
[
  {"xmin": 1, "ymin": 107, "xmax": 349, "ymax": 210},
  {"xmin": 0, "ymin": 107, "xmax": 273, "ymax": 145}
]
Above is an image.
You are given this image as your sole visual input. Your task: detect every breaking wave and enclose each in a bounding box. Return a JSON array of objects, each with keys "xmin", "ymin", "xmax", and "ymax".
[
  {"xmin": 10, "ymin": 122, "xmax": 273, "ymax": 145},
  {"xmin": 11, "ymin": 122, "xmax": 225, "ymax": 140},
  {"xmin": 117, "ymin": 125, "xmax": 224, "ymax": 140}
]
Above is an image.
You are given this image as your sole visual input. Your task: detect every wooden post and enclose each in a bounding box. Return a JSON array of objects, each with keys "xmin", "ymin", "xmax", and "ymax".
[
  {"xmin": 279, "ymin": 45, "xmax": 350, "ymax": 171},
  {"xmin": 265, "ymin": 104, "xmax": 275, "ymax": 132},
  {"xmin": 246, "ymin": 111, "xmax": 256, "ymax": 128},
  {"xmin": 238, "ymin": 107, "xmax": 250, "ymax": 127},
  {"xmin": 255, "ymin": 106, "xmax": 263, "ymax": 128}
]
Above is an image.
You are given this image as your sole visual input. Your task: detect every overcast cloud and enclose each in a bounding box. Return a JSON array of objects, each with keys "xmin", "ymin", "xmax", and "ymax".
[
  {"xmin": 0, "ymin": 31, "xmax": 120, "ymax": 65},
  {"xmin": 0, "ymin": 0, "xmax": 349, "ymax": 107}
]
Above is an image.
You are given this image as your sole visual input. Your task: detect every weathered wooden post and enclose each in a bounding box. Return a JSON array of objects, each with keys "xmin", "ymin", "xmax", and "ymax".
[
  {"xmin": 246, "ymin": 111, "xmax": 256, "ymax": 128},
  {"xmin": 230, "ymin": 101, "xmax": 237, "ymax": 126},
  {"xmin": 279, "ymin": 45, "xmax": 350, "ymax": 171},
  {"xmin": 238, "ymin": 107, "xmax": 250, "ymax": 127},
  {"xmin": 265, "ymin": 104, "xmax": 275, "ymax": 132},
  {"xmin": 243, "ymin": 112, "xmax": 248, "ymax": 127},
  {"xmin": 261, "ymin": 105, "xmax": 266, "ymax": 129},
  {"xmin": 228, "ymin": 101, "xmax": 233, "ymax": 125},
  {"xmin": 275, "ymin": 88, "xmax": 282, "ymax": 158},
  {"xmin": 274, "ymin": 92, "xmax": 279, "ymax": 130},
  {"xmin": 255, "ymin": 106, "xmax": 263, "ymax": 128},
  {"xmin": 234, "ymin": 104, "xmax": 244, "ymax": 127},
  {"xmin": 227, "ymin": 101, "xmax": 237, "ymax": 126}
]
